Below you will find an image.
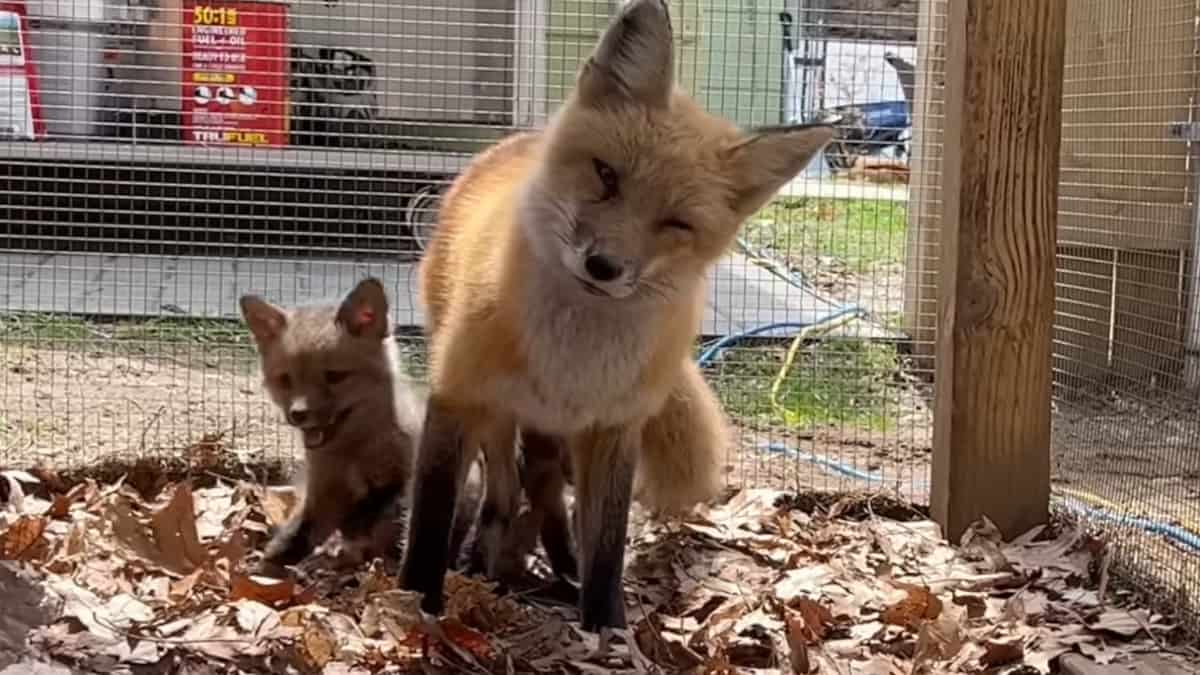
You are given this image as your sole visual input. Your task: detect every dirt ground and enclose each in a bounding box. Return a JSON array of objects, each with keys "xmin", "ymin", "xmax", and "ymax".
[
  {"xmin": 728, "ymin": 422, "xmax": 932, "ymax": 503},
  {"xmin": 0, "ymin": 343, "xmax": 295, "ymax": 472},
  {"xmin": 0, "ymin": 341, "xmax": 936, "ymax": 495},
  {"xmin": 1051, "ymin": 392, "xmax": 1200, "ymax": 553},
  {"xmin": 4, "ymin": 341, "xmax": 1195, "ymax": 522},
  {"xmin": 793, "ymin": 255, "xmax": 908, "ymax": 326}
]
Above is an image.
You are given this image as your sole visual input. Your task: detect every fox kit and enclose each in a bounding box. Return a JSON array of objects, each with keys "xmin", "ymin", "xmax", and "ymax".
[
  {"xmin": 240, "ymin": 278, "xmax": 479, "ymax": 573},
  {"xmin": 401, "ymin": 0, "xmax": 832, "ymax": 633}
]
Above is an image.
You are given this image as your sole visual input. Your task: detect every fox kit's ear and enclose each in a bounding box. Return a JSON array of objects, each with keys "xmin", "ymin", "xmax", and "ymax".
[
  {"xmin": 239, "ymin": 295, "xmax": 287, "ymax": 346},
  {"xmin": 725, "ymin": 124, "xmax": 835, "ymax": 216},
  {"xmin": 577, "ymin": 0, "xmax": 674, "ymax": 108},
  {"xmin": 337, "ymin": 277, "xmax": 390, "ymax": 339}
]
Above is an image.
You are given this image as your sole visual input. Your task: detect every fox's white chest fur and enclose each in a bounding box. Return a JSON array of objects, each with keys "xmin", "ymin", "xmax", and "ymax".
[{"xmin": 484, "ymin": 272, "xmax": 672, "ymax": 435}]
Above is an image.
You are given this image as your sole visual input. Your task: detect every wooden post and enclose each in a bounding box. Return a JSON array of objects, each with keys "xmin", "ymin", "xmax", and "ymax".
[{"xmin": 931, "ymin": 0, "xmax": 1066, "ymax": 541}]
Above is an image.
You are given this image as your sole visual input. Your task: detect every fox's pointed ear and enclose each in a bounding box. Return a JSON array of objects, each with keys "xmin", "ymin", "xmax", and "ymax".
[
  {"xmin": 576, "ymin": 0, "xmax": 675, "ymax": 108},
  {"xmin": 337, "ymin": 277, "xmax": 390, "ymax": 339},
  {"xmin": 239, "ymin": 294, "xmax": 287, "ymax": 346},
  {"xmin": 725, "ymin": 124, "xmax": 835, "ymax": 216}
]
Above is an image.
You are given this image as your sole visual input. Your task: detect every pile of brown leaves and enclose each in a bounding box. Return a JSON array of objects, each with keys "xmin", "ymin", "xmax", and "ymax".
[{"xmin": 0, "ymin": 469, "xmax": 1195, "ymax": 674}]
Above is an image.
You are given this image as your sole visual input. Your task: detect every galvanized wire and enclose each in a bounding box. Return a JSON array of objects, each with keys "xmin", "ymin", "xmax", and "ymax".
[{"xmin": 0, "ymin": 1, "xmax": 934, "ymax": 511}]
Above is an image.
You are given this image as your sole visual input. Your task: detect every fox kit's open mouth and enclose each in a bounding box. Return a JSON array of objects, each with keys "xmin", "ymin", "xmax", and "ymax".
[{"xmin": 300, "ymin": 407, "xmax": 352, "ymax": 450}]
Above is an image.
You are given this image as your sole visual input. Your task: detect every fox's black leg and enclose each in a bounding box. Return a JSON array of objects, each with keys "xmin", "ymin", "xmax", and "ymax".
[
  {"xmin": 340, "ymin": 484, "xmax": 405, "ymax": 561},
  {"xmin": 570, "ymin": 426, "xmax": 637, "ymax": 632},
  {"xmin": 261, "ymin": 505, "xmax": 339, "ymax": 572},
  {"xmin": 400, "ymin": 397, "xmax": 475, "ymax": 615}
]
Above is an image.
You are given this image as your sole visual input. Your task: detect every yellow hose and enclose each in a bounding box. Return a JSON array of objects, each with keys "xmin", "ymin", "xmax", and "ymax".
[
  {"xmin": 768, "ymin": 312, "xmax": 863, "ymax": 419},
  {"xmin": 735, "ymin": 237, "xmax": 1200, "ymax": 542},
  {"xmin": 1053, "ymin": 485, "xmax": 1200, "ymax": 535}
]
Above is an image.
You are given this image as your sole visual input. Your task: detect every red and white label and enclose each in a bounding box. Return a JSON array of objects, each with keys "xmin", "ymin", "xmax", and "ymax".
[
  {"xmin": 181, "ymin": 0, "xmax": 289, "ymax": 147},
  {"xmin": 0, "ymin": 2, "xmax": 44, "ymax": 140}
]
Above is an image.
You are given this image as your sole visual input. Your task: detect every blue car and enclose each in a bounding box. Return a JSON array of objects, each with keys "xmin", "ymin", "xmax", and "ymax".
[{"xmin": 813, "ymin": 99, "xmax": 912, "ymax": 172}]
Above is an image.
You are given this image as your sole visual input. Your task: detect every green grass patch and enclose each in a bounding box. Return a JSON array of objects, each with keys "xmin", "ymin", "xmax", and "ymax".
[
  {"xmin": 707, "ymin": 338, "xmax": 901, "ymax": 433},
  {"xmin": 744, "ymin": 197, "xmax": 908, "ymax": 273},
  {"xmin": 2, "ymin": 314, "xmax": 901, "ymax": 434},
  {"xmin": 0, "ymin": 313, "xmax": 253, "ymax": 347}
]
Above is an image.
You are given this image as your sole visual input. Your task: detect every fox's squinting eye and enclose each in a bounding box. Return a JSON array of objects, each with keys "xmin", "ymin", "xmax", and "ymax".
[
  {"xmin": 592, "ymin": 158, "xmax": 619, "ymax": 200},
  {"xmin": 274, "ymin": 373, "xmax": 292, "ymax": 389},
  {"xmin": 324, "ymin": 370, "xmax": 350, "ymax": 385},
  {"xmin": 661, "ymin": 218, "xmax": 694, "ymax": 233}
]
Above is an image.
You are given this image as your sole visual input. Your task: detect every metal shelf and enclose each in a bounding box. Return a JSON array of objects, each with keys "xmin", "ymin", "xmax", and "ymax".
[{"xmin": 0, "ymin": 141, "xmax": 472, "ymax": 174}]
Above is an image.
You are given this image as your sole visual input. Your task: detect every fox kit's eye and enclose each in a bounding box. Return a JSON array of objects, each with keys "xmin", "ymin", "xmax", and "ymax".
[
  {"xmin": 324, "ymin": 370, "xmax": 349, "ymax": 385},
  {"xmin": 661, "ymin": 218, "xmax": 693, "ymax": 233},
  {"xmin": 592, "ymin": 158, "xmax": 619, "ymax": 200},
  {"xmin": 274, "ymin": 373, "xmax": 291, "ymax": 389}
]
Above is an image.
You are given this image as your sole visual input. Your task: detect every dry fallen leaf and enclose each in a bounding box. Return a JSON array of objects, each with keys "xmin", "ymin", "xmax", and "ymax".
[
  {"xmin": 960, "ymin": 516, "xmax": 1013, "ymax": 573},
  {"xmin": 230, "ymin": 573, "xmax": 298, "ymax": 608},
  {"xmin": 914, "ymin": 605, "xmax": 966, "ymax": 662},
  {"xmin": 360, "ymin": 589, "xmax": 425, "ymax": 647},
  {"xmin": 257, "ymin": 486, "xmax": 298, "ymax": 528},
  {"xmin": 787, "ymin": 596, "xmax": 835, "ymax": 644},
  {"xmin": 47, "ymin": 494, "xmax": 73, "ymax": 520},
  {"xmin": 443, "ymin": 571, "xmax": 523, "ymax": 631},
  {"xmin": 952, "ymin": 592, "xmax": 988, "ymax": 620},
  {"xmin": 881, "ymin": 583, "xmax": 942, "ymax": 629},
  {"xmin": 774, "ymin": 565, "xmax": 838, "ymax": 603},
  {"xmin": 980, "ymin": 638, "xmax": 1023, "ymax": 668},
  {"xmin": 215, "ymin": 529, "xmax": 248, "ymax": 570},
  {"xmin": 633, "ymin": 613, "xmax": 705, "ymax": 672},
  {"xmin": 441, "ymin": 618, "xmax": 494, "ymax": 661},
  {"xmin": 1088, "ymin": 608, "xmax": 1154, "ymax": 639},
  {"xmin": 46, "ymin": 481, "xmax": 96, "ymax": 520},
  {"xmin": 1, "ymin": 515, "xmax": 48, "ymax": 560},
  {"xmin": 785, "ymin": 613, "xmax": 813, "ymax": 674},
  {"xmin": 107, "ymin": 498, "xmax": 161, "ymax": 562},
  {"xmin": 178, "ymin": 610, "xmax": 250, "ymax": 661},
  {"xmin": 148, "ymin": 482, "xmax": 209, "ymax": 574},
  {"xmin": 4, "ymin": 480, "xmax": 1189, "ymax": 675},
  {"xmin": 300, "ymin": 617, "xmax": 337, "ymax": 670},
  {"xmin": 854, "ymin": 655, "xmax": 903, "ymax": 675},
  {"xmin": 169, "ymin": 567, "xmax": 204, "ymax": 604},
  {"xmin": 234, "ymin": 599, "xmax": 281, "ymax": 637},
  {"xmin": 28, "ymin": 466, "xmax": 71, "ymax": 493}
]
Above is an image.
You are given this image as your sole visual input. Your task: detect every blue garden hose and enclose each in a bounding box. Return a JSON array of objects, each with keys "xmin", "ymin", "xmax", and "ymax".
[
  {"xmin": 758, "ymin": 441, "xmax": 930, "ymax": 490},
  {"xmin": 757, "ymin": 442, "xmax": 1200, "ymax": 553},
  {"xmin": 1056, "ymin": 496, "xmax": 1200, "ymax": 553},
  {"xmin": 695, "ymin": 309, "xmax": 865, "ymax": 368}
]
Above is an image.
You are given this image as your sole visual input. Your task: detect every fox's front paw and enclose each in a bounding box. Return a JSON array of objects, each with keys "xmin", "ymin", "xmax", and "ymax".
[
  {"xmin": 399, "ymin": 557, "xmax": 448, "ymax": 616},
  {"xmin": 580, "ymin": 585, "xmax": 628, "ymax": 633},
  {"xmin": 579, "ymin": 543, "xmax": 627, "ymax": 632}
]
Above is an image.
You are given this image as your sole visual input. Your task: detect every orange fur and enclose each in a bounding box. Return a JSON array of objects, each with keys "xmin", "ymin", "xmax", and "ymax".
[{"xmin": 403, "ymin": 0, "xmax": 833, "ymax": 631}]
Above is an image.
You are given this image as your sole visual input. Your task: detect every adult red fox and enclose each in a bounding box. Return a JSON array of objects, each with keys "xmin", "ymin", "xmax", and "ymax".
[{"xmin": 401, "ymin": 0, "xmax": 833, "ymax": 633}]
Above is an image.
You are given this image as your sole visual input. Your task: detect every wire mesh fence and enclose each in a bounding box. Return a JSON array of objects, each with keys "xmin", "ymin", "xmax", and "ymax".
[
  {"xmin": 1052, "ymin": 0, "xmax": 1200, "ymax": 636},
  {"xmin": 0, "ymin": 0, "xmax": 934, "ymax": 504},
  {"xmin": 910, "ymin": 0, "xmax": 1200, "ymax": 637},
  {"xmin": 1, "ymin": 0, "xmax": 1195, "ymax": 638}
]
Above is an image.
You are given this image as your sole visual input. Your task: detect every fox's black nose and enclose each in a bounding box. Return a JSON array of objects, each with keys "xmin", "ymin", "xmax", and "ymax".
[
  {"xmin": 584, "ymin": 254, "xmax": 623, "ymax": 282},
  {"xmin": 287, "ymin": 407, "xmax": 307, "ymax": 425}
]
